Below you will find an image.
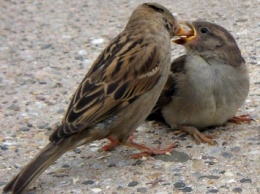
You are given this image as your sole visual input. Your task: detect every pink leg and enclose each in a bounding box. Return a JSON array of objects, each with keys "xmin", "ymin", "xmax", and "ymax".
[
  {"xmin": 126, "ymin": 135, "xmax": 176, "ymax": 159},
  {"xmin": 173, "ymin": 126, "xmax": 217, "ymax": 145},
  {"xmin": 228, "ymin": 114, "xmax": 254, "ymax": 124},
  {"xmin": 102, "ymin": 137, "xmax": 120, "ymax": 151}
]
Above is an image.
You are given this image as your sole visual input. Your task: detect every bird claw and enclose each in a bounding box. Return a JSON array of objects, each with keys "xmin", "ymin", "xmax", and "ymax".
[
  {"xmin": 102, "ymin": 135, "xmax": 177, "ymax": 159},
  {"xmin": 129, "ymin": 143, "xmax": 177, "ymax": 159},
  {"xmin": 228, "ymin": 114, "xmax": 254, "ymax": 124},
  {"xmin": 192, "ymin": 131, "xmax": 217, "ymax": 145},
  {"xmin": 102, "ymin": 137, "xmax": 119, "ymax": 151},
  {"xmin": 174, "ymin": 126, "xmax": 217, "ymax": 145}
]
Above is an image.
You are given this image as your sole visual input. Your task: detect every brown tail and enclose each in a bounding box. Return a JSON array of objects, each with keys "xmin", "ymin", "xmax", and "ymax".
[{"xmin": 3, "ymin": 141, "xmax": 68, "ymax": 194}]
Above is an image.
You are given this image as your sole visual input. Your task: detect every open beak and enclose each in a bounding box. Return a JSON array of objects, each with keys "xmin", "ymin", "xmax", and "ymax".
[{"xmin": 173, "ymin": 21, "xmax": 196, "ymax": 45}]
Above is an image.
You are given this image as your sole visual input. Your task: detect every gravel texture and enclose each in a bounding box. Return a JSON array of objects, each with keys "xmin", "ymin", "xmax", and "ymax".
[{"xmin": 0, "ymin": 0, "xmax": 259, "ymax": 193}]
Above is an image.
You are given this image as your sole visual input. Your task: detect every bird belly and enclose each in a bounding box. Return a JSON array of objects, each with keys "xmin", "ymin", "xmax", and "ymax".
[{"xmin": 162, "ymin": 58, "xmax": 249, "ymax": 129}]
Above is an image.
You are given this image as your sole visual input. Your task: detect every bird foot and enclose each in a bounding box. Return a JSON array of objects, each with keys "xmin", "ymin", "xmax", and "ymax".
[
  {"xmin": 174, "ymin": 126, "xmax": 217, "ymax": 145},
  {"xmin": 126, "ymin": 136, "xmax": 176, "ymax": 159},
  {"xmin": 102, "ymin": 136, "xmax": 176, "ymax": 159},
  {"xmin": 228, "ymin": 114, "xmax": 254, "ymax": 124},
  {"xmin": 102, "ymin": 137, "xmax": 120, "ymax": 151},
  {"xmin": 130, "ymin": 145, "xmax": 175, "ymax": 159}
]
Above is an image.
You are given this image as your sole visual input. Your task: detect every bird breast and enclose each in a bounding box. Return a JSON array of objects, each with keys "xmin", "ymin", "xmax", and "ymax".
[{"xmin": 164, "ymin": 55, "xmax": 249, "ymax": 128}]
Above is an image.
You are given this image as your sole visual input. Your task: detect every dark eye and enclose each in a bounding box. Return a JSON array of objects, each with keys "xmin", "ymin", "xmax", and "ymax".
[{"xmin": 200, "ymin": 27, "xmax": 209, "ymax": 33}]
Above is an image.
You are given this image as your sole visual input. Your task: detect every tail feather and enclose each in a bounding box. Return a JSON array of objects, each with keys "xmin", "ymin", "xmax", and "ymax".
[{"xmin": 3, "ymin": 141, "xmax": 67, "ymax": 194}]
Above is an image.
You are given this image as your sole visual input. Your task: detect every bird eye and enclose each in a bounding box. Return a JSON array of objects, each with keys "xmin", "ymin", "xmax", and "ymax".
[{"xmin": 200, "ymin": 27, "xmax": 209, "ymax": 33}]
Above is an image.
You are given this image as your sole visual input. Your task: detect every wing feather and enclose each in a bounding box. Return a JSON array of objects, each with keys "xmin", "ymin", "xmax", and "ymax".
[
  {"xmin": 50, "ymin": 32, "xmax": 162, "ymax": 141},
  {"xmin": 148, "ymin": 55, "xmax": 187, "ymax": 116}
]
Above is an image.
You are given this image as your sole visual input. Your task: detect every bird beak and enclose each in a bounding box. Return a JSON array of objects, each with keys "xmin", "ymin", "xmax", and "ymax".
[
  {"xmin": 173, "ymin": 21, "xmax": 196, "ymax": 44},
  {"xmin": 175, "ymin": 24, "xmax": 193, "ymax": 37}
]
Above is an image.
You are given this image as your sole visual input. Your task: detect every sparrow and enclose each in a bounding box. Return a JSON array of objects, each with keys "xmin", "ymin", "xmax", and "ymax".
[
  {"xmin": 3, "ymin": 3, "xmax": 189, "ymax": 194},
  {"xmin": 147, "ymin": 21, "xmax": 251, "ymax": 145}
]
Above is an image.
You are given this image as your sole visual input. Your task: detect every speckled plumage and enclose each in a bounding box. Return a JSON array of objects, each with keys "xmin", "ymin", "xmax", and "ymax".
[
  {"xmin": 148, "ymin": 21, "xmax": 250, "ymax": 144},
  {"xmin": 4, "ymin": 3, "xmax": 181, "ymax": 194}
]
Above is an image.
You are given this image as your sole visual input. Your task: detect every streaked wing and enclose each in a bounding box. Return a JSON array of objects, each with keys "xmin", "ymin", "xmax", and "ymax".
[
  {"xmin": 50, "ymin": 32, "xmax": 162, "ymax": 141},
  {"xmin": 150, "ymin": 55, "xmax": 187, "ymax": 113}
]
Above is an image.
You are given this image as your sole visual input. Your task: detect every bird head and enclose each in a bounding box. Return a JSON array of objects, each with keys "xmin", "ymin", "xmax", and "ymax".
[
  {"xmin": 173, "ymin": 21, "xmax": 245, "ymax": 66},
  {"xmin": 127, "ymin": 3, "xmax": 193, "ymax": 38}
]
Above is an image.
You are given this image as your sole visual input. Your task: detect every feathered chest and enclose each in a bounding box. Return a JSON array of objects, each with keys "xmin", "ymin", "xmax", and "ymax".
[{"xmin": 182, "ymin": 55, "xmax": 249, "ymax": 105}]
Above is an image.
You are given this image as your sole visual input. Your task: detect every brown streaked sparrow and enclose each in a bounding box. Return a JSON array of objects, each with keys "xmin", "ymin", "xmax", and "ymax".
[
  {"xmin": 3, "ymin": 3, "xmax": 189, "ymax": 194},
  {"xmin": 147, "ymin": 21, "xmax": 251, "ymax": 145}
]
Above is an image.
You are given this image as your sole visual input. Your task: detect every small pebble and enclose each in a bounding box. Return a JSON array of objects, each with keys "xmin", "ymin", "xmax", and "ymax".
[
  {"xmin": 132, "ymin": 160, "xmax": 143, "ymax": 166},
  {"xmin": 39, "ymin": 81, "xmax": 47, "ymax": 84},
  {"xmin": 82, "ymin": 180, "xmax": 95, "ymax": 185},
  {"xmin": 174, "ymin": 182, "xmax": 186, "ymax": 188},
  {"xmin": 83, "ymin": 59, "xmax": 93, "ymax": 66},
  {"xmin": 233, "ymin": 188, "xmax": 242, "ymax": 193},
  {"xmin": 207, "ymin": 189, "xmax": 219, "ymax": 193},
  {"xmin": 91, "ymin": 188, "xmax": 102, "ymax": 193},
  {"xmin": 45, "ymin": 126, "xmax": 52, "ymax": 131},
  {"xmin": 59, "ymin": 180, "xmax": 70, "ymax": 186},
  {"xmin": 54, "ymin": 82, "xmax": 63, "ymax": 88},
  {"xmin": 78, "ymin": 50, "xmax": 87, "ymax": 55},
  {"xmin": 35, "ymin": 95, "xmax": 46, "ymax": 101},
  {"xmin": 117, "ymin": 160, "xmax": 132, "ymax": 167},
  {"xmin": 91, "ymin": 38, "xmax": 104, "ymax": 44},
  {"xmin": 228, "ymin": 179, "xmax": 236, "ymax": 183},
  {"xmin": 221, "ymin": 152, "xmax": 233, "ymax": 158},
  {"xmin": 57, "ymin": 109, "xmax": 65, "ymax": 114},
  {"xmin": 220, "ymin": 185, "xmax": 228, "ymax": 189},
  {"xmin": 41, "ymin": 44, "xmax": 52, "ymax": 50},
  {"xmin": 236, "ymin": 18, "xmax": 247, "ymax": 22},
  {"xmin": 153, "ymin": 140, "xmax": 161, "ymax": 145},
  {"xmin": 117, "ymin": 186, "xmax": 124, "ymax": 190},
  {"xmin": 19, "ymin": 127, "xmax": 30, "ymax": 131},
  {"xmin": 27, "ymin": 123, "xmax": 33, "ymax": 128},
  {"xmin": 136, "ymin": 187, "xmax": 147, "ymax": 193},
  {"xmin": 73, "ymin": 148, "xmax": 81, "ymax": 154},
  {"xmin": 2, "ymin": 140, "xmax": 17, "ymax": 146},
  {"xmin": 230, "ymin": 146, "xmax": 241, "ymax": 152},
  {"xmin": 247, "ymin": 137, "xmax": 257, "ymax": 141},
  {"xmin": 38, "ymin": 123, "xmax": 48, "ymax": 129},
  {"xmin": 75, "ymin": 55, "xmax": 84, "ymax": 61},
  {"xmin": 62, "ymin": 164, "xmax": 70, "ymax": 168},
  {"xmin": 182, "ymin": 187, "xmax": 192, "ymax": 192},
  {"xmin": 224, "ymin": 171, "xmax": 234, "ymax": 176},
  {"xmin": 205, "ymin": 161, "xmax": 216, "ymax": 165},
  {"xmin": 61, "ymin": 34, "xmax": 71, "ymax": 39},
  {"xmin": 107, "ymin": 162, "xmax": 116, "ymax": 167},
  {"xmin": 240, "ymin": 178, "xmax": 252, "ymax": 183},
  {"xmin": 8, "ymin": 104, "xmax": 20, "ymax": 111},
  {"xmin": 0, "ymin": 145, "xmax": 8, "ymax": 151},
  {"xmin": 155, "ymin": 151, "xmax": 190, "ymax": 163},
  {"xmin": 192, "ymin": 172, "xmax": 202, "ymax": 178},
  {"xmin": 202, "ymin": 156, "xmax": 216, "ymax": 160},
  {"xmin": 0, "ymin": 182, "xmax": 7, "ymax": 186},
  {"xmin": 162, "ymin": 183, "xmax": 171, "ymax": 186},
  {"xmin": 206, "ymin": 175, "xmax": 220, "ymax": 179},
  {"xmin": 128, "ymin": 181, "xmax": 138, "ymax": 187}
]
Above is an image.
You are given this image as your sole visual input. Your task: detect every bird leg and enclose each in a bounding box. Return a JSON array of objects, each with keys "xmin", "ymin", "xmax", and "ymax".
[
  {"xmin": 126, "ymin": 135, "xmax": 176, "ymax": 159},
  {"xmin": 103, "ymin": 135, "xmax": 176, "ymax": 159},
  {"xmin": 228, "ymin": 114, "xmax": 254, "ymax": 124},
  {"xmin": 173, "ymin": 126, "xmax": 217, "ymax": 145},
  {"xmin": 102, "ymin": 137, "xmax": 120, "ymax": 151}
]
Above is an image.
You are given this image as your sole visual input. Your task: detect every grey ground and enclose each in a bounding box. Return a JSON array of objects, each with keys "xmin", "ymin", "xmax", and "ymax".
[{"xmin": 0, "ymin": 0, "xmax": 259, "ymax": 193}]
